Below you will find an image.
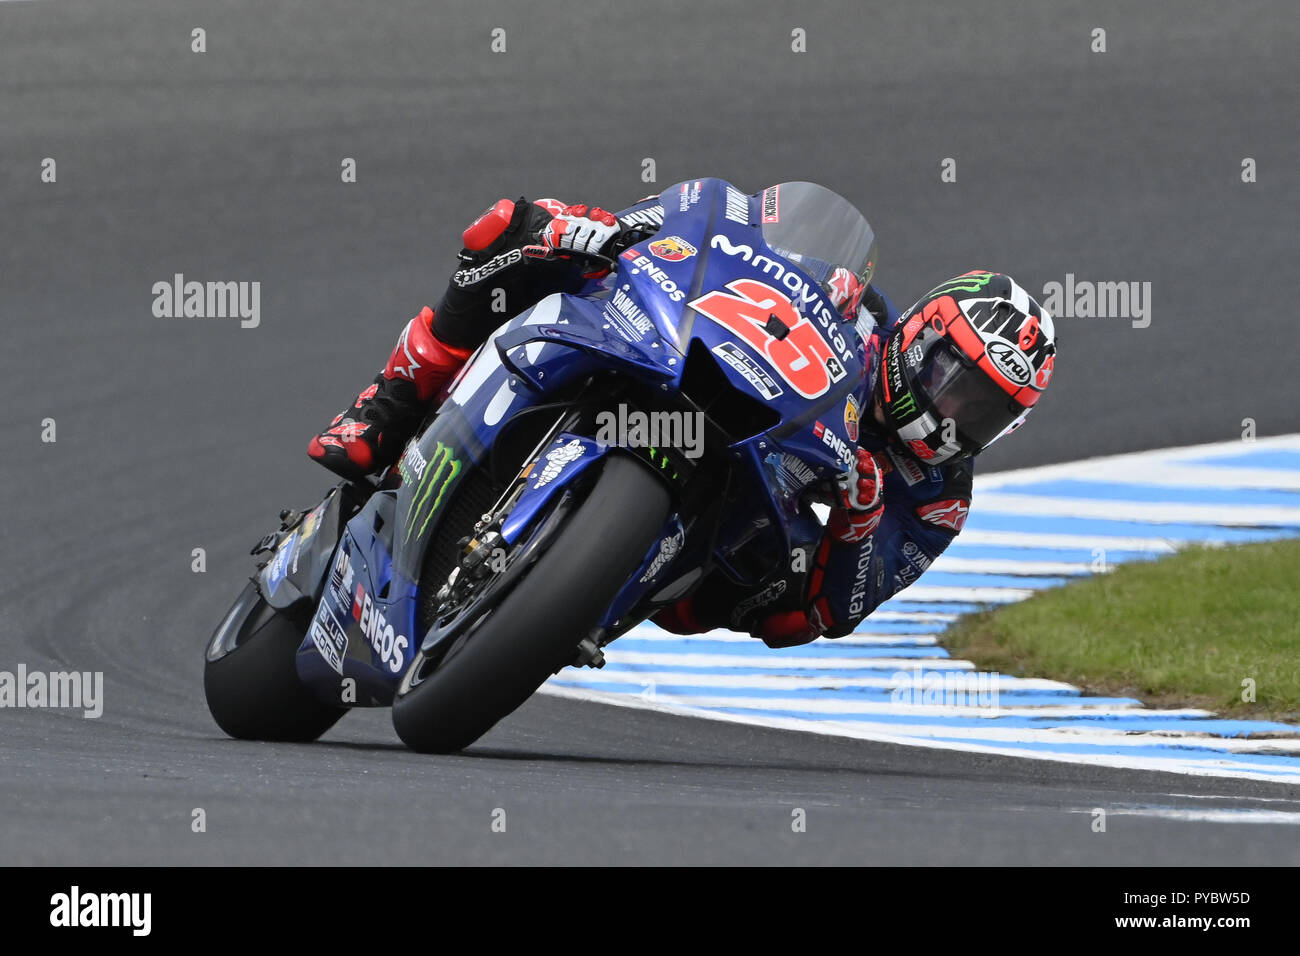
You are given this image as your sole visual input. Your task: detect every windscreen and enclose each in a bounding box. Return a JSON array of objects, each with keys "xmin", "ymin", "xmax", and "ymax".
[{"xmin": 758, "ymin": 182, "xmax": 878, "ymax": 307}]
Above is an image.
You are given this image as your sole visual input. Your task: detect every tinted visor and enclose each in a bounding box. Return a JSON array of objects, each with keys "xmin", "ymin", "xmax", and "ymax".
[{"xmin": 918, "ymin": 342, "xmax": 1025, "ymax": 448}]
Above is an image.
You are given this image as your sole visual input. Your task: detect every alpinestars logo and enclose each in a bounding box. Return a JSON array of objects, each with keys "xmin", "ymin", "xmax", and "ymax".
[
  {"xmin": 389, "ymin": 321, "xmax": 423, "ymax": 380},
  {"xmin": 404, "ymin": 442, "xmax": 462, "ymax": 542},
  {"xmin": 730, "ymin": 579, "xmax": 787, "ymax": 625},
  {"xmin": 454, "ymin": 248, "xmax": 522, "ymax": 286},
  {"xmin": 916, "ymin": 498, "xmax": 970, "ymax": 532}
]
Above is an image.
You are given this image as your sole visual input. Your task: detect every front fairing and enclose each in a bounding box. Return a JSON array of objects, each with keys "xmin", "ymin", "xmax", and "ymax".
[{"xmin": 613, "ymin": 178, "xmax": 871, "ymax": 558}]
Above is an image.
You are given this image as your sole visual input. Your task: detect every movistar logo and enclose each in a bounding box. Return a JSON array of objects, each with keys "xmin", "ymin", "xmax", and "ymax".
[
  {"xmin": 928, "ymin": 272, "xmax": 995, "ymax": 297},
  {"xmin": 404, "ymin": 442, "xmax": 462, "ymax": 543}
]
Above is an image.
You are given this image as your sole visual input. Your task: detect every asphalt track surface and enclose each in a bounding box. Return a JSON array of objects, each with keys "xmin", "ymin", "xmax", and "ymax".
[{"xmin": 2, "ymin": 1, "xmax": 1298, "ymax": 865}]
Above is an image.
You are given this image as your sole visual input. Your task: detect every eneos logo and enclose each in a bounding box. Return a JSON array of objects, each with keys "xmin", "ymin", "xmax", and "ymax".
[{"xmin": 352, "ymin": 583, "xmax": 409, "ymax": 674}]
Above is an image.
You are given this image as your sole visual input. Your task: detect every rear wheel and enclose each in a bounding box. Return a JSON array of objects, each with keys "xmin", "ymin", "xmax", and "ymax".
[
  {"xmin": 204, "ymin": 582, "xmax": 348, "ymax": 742},
  {"xmin": 392, "ymin": 454, "xmax": 671, "ymax": 753}
]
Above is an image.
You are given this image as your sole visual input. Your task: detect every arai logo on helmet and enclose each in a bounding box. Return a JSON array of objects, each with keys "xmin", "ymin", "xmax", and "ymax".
[{"xmin": 985, "ymin": 340, "xmax": 1032, "ymax": 387}]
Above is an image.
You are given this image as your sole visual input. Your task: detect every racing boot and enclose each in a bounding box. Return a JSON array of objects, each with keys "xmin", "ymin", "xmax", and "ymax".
[{"xmin": 307, "ymin": 306, "xmax": 473, "ymax": 481}]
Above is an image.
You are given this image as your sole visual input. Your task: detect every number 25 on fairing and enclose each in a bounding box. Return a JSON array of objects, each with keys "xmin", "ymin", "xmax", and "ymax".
[{"xmin": 690, "ymin": 278, "xmax": 844, "ymax": 399}]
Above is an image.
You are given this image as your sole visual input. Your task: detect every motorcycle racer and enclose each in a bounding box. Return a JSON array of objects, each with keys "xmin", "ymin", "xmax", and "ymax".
[{"xmin": 307, "ymin": 186, "xmax": 1057, "ymax": 647}]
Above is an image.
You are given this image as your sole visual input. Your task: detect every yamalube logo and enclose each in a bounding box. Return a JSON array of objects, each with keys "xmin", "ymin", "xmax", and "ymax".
[
  {"xmin": 152, "ymin": 273, "xmax": 260, "ymax": 328},
  {"xmin": 50, "ymin": 886, "xmax": 151, "ymax": 936}
]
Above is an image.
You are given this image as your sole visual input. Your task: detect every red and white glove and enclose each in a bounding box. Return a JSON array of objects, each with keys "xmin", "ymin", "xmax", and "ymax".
[
  {"xmin": 827, "ymin": 448, "xmax": 884, "ymax": 544},
  {"xmin": 540, "ymin": 203, "xmax": 622, "ymax": 256}
]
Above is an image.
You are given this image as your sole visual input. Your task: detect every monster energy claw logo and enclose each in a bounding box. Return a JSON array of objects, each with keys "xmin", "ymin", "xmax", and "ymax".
[
  {"xmin": 892, "ymin": 390, "xmax": 918, "ymax": 418},
  {"xmin": 645, "ymin": 446, "xmax": 679, "ymax": 481},
  {"xmin": 927, "ymin": 272, "xmax": 995, "ymax": 297},
  {"xmin": 405, "ymin": 442, "xmax": 462, "ymax": 543}
]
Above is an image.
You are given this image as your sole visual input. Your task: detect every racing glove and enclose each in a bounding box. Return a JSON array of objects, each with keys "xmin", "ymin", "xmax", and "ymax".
[
  {"xmin": 539, "ymin": 203, "xmax": 623, "ymax": 256},
  {"xmin": 827, "ymin": 448, "xmax": 885, "ymax": 544}
]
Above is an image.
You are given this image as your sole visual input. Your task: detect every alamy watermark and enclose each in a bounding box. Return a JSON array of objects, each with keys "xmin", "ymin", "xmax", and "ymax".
[
  {"xmin": 1041, "ymin": 274, "xmax": 1151, "ymax": 329},
  {"xmin": 152, "ymin": 273, "xmax": 260, "ymax": 328},
  {"xmin": 889, "ymin": 665, "xmax": 1000, "ymax": 713},
  {"xmin": 1, "ymin": 665, "xmax": 103, "ymax": 718},
  {"xmin": 594, "ymin": 404, "xmax": 705, "ymax": 460},
  {"xmin": 50, "ymin": 886, "xmax": 150, "ymax": 936}
]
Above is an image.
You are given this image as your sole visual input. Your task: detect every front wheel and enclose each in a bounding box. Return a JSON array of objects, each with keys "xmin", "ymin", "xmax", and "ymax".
[{"xmin": 392, "ymin": 454, "xmax": 671, "ymax": 753}]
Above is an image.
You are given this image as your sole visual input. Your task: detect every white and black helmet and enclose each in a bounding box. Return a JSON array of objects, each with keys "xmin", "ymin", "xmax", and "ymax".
[{"xmin": 877, "ymin": 271, "xmax": 1058, "ymax": 464}]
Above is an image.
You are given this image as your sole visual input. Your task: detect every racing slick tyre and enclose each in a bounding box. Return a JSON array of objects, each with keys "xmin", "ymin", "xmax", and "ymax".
[
  {"xmin": 204, "ymin": 581, "xmax": 348, "ymax": 742},
  {"xmin": 392, "ymin": 454, "xmax": 672, "ymax": 754}
]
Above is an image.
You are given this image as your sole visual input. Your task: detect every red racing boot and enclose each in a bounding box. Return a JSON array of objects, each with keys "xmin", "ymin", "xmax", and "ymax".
[{"xmin": 307, "ymin": 306, "xmax": 473, "ymax": 481}]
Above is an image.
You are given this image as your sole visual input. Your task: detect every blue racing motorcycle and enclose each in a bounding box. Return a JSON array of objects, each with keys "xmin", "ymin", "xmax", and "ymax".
[{"xmin": 204, "ymin": 178, "xmax": 879, "ymax": 753}]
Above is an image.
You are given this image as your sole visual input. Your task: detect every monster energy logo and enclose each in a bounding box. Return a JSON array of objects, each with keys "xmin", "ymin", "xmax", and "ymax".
[
  {"xmin": 927, "ymin": 272, "xmax": 995, "ymax": 297},
  {"xmin": 645, "ymin": 446, "xmax": 679, "ymax": 481},
  {"xmin": 892, "ymin": 390, "xmax": 918, "ymax": 418},
  {"xmin": 404, "ymin": 442, "xmax": 462, "ymax": 543}
]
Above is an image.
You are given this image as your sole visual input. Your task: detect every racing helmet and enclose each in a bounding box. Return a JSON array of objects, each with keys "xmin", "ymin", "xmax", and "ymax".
[{"xmin": 878, "ymin": 271, "xmax": 1057, "ymax": 464}]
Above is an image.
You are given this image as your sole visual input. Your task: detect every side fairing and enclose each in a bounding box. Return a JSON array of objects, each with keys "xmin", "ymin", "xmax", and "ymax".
[
  {"xmin": 259, "ymin": 485, "xmax": 354, "ymax": 612},
  {"xmin": 296, "ymin": 491, "xmax": 417, "ymax": 707}
]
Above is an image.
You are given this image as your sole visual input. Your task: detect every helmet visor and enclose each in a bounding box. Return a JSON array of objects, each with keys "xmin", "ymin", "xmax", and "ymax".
[{"xmin": 918, "ymin": 342, "xmax": 1026, "ymax": 449}]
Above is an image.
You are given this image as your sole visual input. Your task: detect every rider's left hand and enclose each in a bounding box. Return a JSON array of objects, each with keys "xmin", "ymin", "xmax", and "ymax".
[{"xmin": 828, "ymin": 448, "xmax": 885, "ymax": 544}]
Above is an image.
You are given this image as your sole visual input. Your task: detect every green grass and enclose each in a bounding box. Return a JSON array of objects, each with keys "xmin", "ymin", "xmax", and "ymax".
[{"xmin": 940, "ymin": 540, "xmax": 1300, "ymax": 724}]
